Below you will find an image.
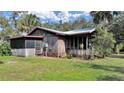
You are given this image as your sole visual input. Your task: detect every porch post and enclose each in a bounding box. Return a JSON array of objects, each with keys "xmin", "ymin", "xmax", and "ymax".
[
  {"xmin": 77, "ymin": 37, "xmax": 79, "ymax": 55},
  {"xmin": 86, "ymin": 35, "xmax": 89, "ymax": 56},
  {"xmin": 69, "ymin": 37, "xmax": 71, "ymax": 49},
  {"xmin": 81, "ymin": 37, "xmax": 83, "ymax": 55},
  {"xmin": 66, "ymin": 38, "xmax": 68, "ymax": 49},
  {"xmin": 68, "ymin": 37, "xmax": 71, "ymax": 55},
  {"xmin": 25, "ymin": 40, "xmax": 27, "ymax": 57},
  {"xmin": 86, "ymin": 35, "xmax": 89, "ymax": 50},
  {"xmin": 73, "ymin": 37, "xmax": 75, "ymax": 54}
]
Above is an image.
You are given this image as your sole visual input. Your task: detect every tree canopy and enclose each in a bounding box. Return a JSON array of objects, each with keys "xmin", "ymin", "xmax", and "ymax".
[
  {"xmin": 17, "ymin": 13, "xmax": 41, "ymax": 33},
  {"xmin": 90, "ymin": 11, "xmax": 119, "ymax": 24}
]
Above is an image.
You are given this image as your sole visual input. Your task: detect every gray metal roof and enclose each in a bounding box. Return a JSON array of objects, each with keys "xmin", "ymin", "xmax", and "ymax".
[
  {"xmin": 29, "ymin": 26, "xmax": 95, "ymax": 36},
  {"xmin": 64, "ymin": 28, "xmax": 95, "ymax": 35}
]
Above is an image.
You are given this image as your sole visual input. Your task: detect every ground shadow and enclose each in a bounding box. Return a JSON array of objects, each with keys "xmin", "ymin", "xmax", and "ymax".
[
  {"xmin": 97, "ymin": 75, "xmax": 124, "ymax": 81},
  {"xmin": 74, "ymin": 63, "xmax": 124, "ymax": 74},
  {"xmin": 74, "ymin": 63, "xmax": 124, "ymax": 81},
  {"xmin": 89, "ymin": 64, "xmax": 124, "ymax": 74},
  {"xmin": 90, "ymin": 64, "xmax": 124, "ymax": 81},
  {"xmin": 110, "ymin": 55, "xmax": 124, "ymax": 59}
]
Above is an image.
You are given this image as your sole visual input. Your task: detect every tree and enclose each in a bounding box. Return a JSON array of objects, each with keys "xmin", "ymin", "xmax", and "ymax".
[
  {"xmin": 57, "ymin": 17, "xmax": 92, "ymax": 31},
  {"xmin": 0, "ymin": 16, "xmax": 9, "ymax": 31},
  {"xmin": 91, "ymin": 25, "xmax": 115, "ymax": 57},
  {"xmin": 59, "ymin": 21, "xmax": 73, "ymax": 31},
  {"xmin": 17, "ymin": 14, "xmax": 41, "ymax": 33},
  {"xmin": 0, "ymin": 27, "xmax": 16, "ymax": 41},
  {"xmin": 108, "ymin": 12, "xmax": 124, "ymax": 53},
  {"xmin": 90, "ymin": 11, "xmax": 119, "ymax": 24},
  {"xmin": 10, "ymin": 11, "xmax": 27, "ymax": 31},
  {"xmin": 0, "ymin": 16, "xmax": 15, "ymax": 40},
  {"xmin": 72, "ymin": 17, "xmax": 92, "ymax": 29}
]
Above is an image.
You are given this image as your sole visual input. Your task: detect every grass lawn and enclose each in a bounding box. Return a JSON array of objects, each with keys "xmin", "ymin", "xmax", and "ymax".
[{"xmin": 0, "ymin": 54, "xmax": 124, "ymax": 80}]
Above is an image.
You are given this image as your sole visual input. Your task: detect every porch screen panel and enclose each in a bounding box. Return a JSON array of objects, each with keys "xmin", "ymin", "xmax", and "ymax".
[
  {"xmin": 11, "ymin": 39, "xmax": 25, "ymax": 49},
  {"xmin": 36, "ymin": 40, "xmax": 42, "ymax": 48},
  {"xmin": 75, "ymin": 37, "xmax": 77, "ymax": 49},
  {"xmin": 83, "ymin": 37, "xmax": 86, "ymax": 49},
  {"xmin": 71, "ymin": 37, "xmax": 73, "ymax": 49},
  {"xmin": 79, "ymin": 37, "xmax": 83, "ymax": 49},
  {"xmin": 26, "ymin": 40, "xmax": 35, "ymax": 48}
]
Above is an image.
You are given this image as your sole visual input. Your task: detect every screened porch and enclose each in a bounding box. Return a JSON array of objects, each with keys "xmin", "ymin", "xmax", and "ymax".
[{"xmin": 65, "ymin": 35, "xmax": 90, "ymax": 56}]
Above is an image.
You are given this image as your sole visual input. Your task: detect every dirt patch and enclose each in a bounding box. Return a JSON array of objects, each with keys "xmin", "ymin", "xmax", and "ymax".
[{"xmin": 7, "ymin": 61, "xmax": 16, "ymax": 64}]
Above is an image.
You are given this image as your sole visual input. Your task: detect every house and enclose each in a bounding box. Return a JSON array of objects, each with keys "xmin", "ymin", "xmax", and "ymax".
[{"xmin": 10, "ymin": 26, "xmax": 95, "ymax": 57}]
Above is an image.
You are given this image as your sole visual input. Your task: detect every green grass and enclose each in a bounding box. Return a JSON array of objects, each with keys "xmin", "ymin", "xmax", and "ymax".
[{"xmin": 0, "ymin": 54, "xmax": 124, "ymax": 80}]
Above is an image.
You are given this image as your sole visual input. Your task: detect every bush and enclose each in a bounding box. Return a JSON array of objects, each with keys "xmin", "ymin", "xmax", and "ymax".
[
  {"xmin": 67, "ymin": 54, "xmax": 73, "ymax": 59},
  {"xmin": 115, "ymin": 43, "xmax": 124, "ymax": 54},
  {"xmin": 0, "ymin": 41, "xmax": 12, "ymax": 56}
]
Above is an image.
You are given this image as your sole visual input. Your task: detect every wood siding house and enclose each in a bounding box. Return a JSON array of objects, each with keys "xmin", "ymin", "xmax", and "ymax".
[{"xmin": 10, "ymin": 26, "xmax": 95, "ymax": 57}]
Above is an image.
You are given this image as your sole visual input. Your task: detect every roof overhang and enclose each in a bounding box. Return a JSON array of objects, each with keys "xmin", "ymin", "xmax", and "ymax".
[{"xmin": 10, "ymin": 36, "xmax": 44, "ymax": 40}]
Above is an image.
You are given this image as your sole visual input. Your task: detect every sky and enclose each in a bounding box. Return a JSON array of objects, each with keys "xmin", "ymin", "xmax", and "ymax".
[{"xmin": 0, "ymin": 11, "xmax": 92, "ymax": 24}]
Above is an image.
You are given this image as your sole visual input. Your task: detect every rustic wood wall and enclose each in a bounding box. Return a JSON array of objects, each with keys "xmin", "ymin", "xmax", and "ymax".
[
  {"xmin": 29, "ymin": 29, "xmax": 66, "ymax": 57},
  {"xmin": 57, "ymin": 36, "xmax": 66, "ymax": 57}
]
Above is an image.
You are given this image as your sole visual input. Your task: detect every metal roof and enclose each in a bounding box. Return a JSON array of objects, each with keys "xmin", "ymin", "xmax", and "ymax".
[
  {"xmin": 64, "ymin": 28, "xmax": 96, "ymax": 35},
  {"xmin": 29, "ymin": 26, "xmax": 65, "ymax": 35},
  {"xmin": 28, "ymin": 26, "xmax": 95, "ymax": 36},
  {"xmin": 10, "ymin": 27, "xmax": 95, "ymax": 40}
]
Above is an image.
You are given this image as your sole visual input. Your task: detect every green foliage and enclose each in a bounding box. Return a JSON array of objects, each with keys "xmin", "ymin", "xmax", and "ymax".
[
  {"xmin": 0, "ymin": 13, "xmax": 18, "ymax": 40},
  {"xmin": 0, "ymin": 41, "xmax": 12, "ymax": 56},
  {"xmin": 0, "ymin": 27, "xmax": 17, "ymax": 41},
  {"xmin": 10, "ymin": 11, "xmax": 27, "ymax": 29},
  {"xmin": 66, "ymin": 54, "xmax": 73, "ymax": 59},
  {"xmin": 109, "ymin": 12, "xmax": 124, "ymax": 44},
  {"xmin": 17, "ymin": 14, "xmax": 41, "ymax": 33},
  {"xmin": 71, "ymin": 18, "xmax": 92, "ymax": 29},
  {"xmin": 90, "ymin": 11, "xmax": 119, "ymax": 24},
  {"xmin": 0, "ymin": 16, "xmax": 9, "ymax": 29},
  {"xmin": 92, "ymin": 26, "xmax": 115, "ymax": 57},
  {"xmin": 41, "ymin": 17, "xmax": 92, "ymax": 31}
]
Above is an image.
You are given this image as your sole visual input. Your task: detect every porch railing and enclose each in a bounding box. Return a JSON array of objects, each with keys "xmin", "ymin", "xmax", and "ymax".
[{"xmin": 69, "ymin": 49, "xmax": 90, "ymax": 56}]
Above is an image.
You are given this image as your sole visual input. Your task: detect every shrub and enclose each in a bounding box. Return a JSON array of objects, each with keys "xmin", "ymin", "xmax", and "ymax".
[
  {"xmin": 0, "ymin": 41, "xmax": 12, "ymax": 56},
  {"xmin": 115, "ymin": 43, "xmax": 124, "ymax": 54},
  {"xmin": 67, "ymin": 54, "xmax": 73, "ymax": 59}
]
